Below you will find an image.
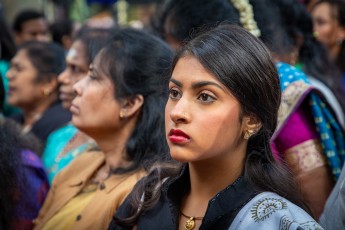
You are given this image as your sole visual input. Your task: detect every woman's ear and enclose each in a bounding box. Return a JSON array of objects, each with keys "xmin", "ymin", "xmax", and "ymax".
[
  {"xmin": 41, "ymin": 77, "xmax": 58, "ymax": 96},
  {"xmin": 242, "ymin": 115, "xmax": 262, "ymax": 140},
  {"xmin": 120, "ymin": 95, "xmax": 144, "ymax": 119}
]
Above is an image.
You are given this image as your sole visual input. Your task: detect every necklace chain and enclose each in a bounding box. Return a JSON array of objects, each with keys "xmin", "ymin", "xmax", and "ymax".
[{"xmin": 180, "ymin": 210, "xmax": 203, "ymax": 230}]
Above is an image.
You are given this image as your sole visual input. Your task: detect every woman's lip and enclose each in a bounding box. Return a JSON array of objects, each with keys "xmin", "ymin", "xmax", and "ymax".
[
  {"xmin": 70, "ymin": 104, "xmax": 79, "ymax": 114},
  {"xmin": 7, "ymin": 87, "xmax": 16, "ymax": 95},
  {"xmin": 168, "ymin": 129, "xmax": 191, "ymax": 144},
  {"xmin": 168, "ymin": 135, "xmax": 190, "ymax": 144},
  {"xmin": 169, "ymin": 129, "xmax": 190, "ymax": 138},
  {"xmin": 59, "ymin": 93, "xmax": 69, "ymax": 100}
]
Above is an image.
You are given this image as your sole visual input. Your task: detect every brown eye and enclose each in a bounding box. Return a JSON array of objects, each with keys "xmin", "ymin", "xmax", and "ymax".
[
  {"xmin": 169, "ymin": 88, "xmax": 181, "ymax": 100},
  {"xmin": 197, "ymin": 93, "xmax": 216, "ymax": 103}
]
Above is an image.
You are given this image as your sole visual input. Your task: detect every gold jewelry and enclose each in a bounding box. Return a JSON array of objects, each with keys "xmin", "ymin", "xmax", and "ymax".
[
  {"xmin": 180, "ymin": 210, "xmax": 203, "ymax": 230},
  {"xmin": 119, "ymin": 110, "xmax": 126, "ymax": 119},
  {"xmin": 244, "ymin": 129, "xmax": 255, "ymax": 140},
  {"xmin": 230, "ymin": 0, "xmax": 261, "ymax": 37},
  {"xmin": 43, "ymin": 88, "xmax": 51, "ymax": 96}
]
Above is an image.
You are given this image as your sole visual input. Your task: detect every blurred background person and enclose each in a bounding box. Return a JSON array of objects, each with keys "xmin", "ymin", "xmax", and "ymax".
[
  {"xmin": 84, "ymin": 0, "xmax": 118, "ymax": 28},
  {"xmin": 49, "ymin": 18, "xmax": 75, "ymax": 51},
  {"xmin": 6, "ymin": 41, "xmax": 71, "ymax": 145},
  {"xmin": 311, "ymin": 0, "xmax": 345, "ymax": 97},
  {"xmin": 34, "ymin": 28, "xmax": 173, "ymax": 230},
  {"xmin": 256, "ymin": 0, "xmax": 345, "ymax": 128},
  {"xmin": 42, "ymin": 28, "xmax": 114, "ymax": 184},
  {"xmin": 0, "ymin": 76, "xmax": 49, "ymax": 230},
  {"xmin": 0, "ymin": 10, "xmax": 20, "ymax": 116},
  {"xmin": 12, "ymin": 9, "xmax": 50, "ymax": 45}
]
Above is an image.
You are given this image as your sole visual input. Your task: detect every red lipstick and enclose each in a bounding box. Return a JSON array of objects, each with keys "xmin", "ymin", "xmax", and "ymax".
[{"xmin": 168, "ymin": 129, "xmax": 190, "ymax": 144}]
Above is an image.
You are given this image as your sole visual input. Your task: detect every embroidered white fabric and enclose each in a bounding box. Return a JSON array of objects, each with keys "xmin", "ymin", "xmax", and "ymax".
[{"xmin": 229, "ymin": 192, "xmax": 323, "ymax": 230}]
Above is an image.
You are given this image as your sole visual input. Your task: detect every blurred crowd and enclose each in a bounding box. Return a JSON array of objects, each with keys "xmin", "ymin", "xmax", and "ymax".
[{"xmin": 0, "ymin": 0, "xmax": 345, "ymax": 229}]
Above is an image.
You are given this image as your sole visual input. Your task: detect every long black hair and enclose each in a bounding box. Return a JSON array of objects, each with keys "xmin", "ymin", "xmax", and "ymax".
[
  {"xmin": 97, "ymin": 28, "xmax": 174, "ymax": 174},
  {"xmin": 114, "ymin": 25, "xmax": 308, "ymax": 227}
]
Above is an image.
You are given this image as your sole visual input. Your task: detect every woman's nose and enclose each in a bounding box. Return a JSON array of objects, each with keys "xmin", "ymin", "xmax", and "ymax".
[
  {"xmin": 169, "ymin": 100, "xmax": 190, "ymax": 124},
  {"xmin": 73, "ymin": 77, "xmax": 85, "ymax": 96},
  {"xmin": 6, "ymin": 69, "xmax": 14, "ymax": 81}
]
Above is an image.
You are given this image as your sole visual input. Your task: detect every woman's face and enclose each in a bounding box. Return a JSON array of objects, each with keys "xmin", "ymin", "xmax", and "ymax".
[
  {"xmin": 70, "ymin": 54, "xmax": 122, "ymax": 137},
  {"xmin": 6, "ymin": 49, "xmax": 46, "ymax": 108},
  {"xmin": 58, "ymin": 40, "xmax": 89, "ymax": 109},
  {"xmin": 165, "ymin": 56, "xmax": 248, "ymax": 163},
  {"xmin": 312, "ymin": 2, "xmax": 344, "ymax": 49}
]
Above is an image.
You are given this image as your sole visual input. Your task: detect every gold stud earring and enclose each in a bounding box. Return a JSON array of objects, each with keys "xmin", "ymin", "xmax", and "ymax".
[
  {"xmin": 244, "ymin": 130, "xmax": 255, "ymax": 140},
  {"xmin": 43, "ymin": 88, "xmax": 51, "ymax": 96},
  {"xmin": 119, "ymin": 110, "xmax": 126, "ymax": 119}
]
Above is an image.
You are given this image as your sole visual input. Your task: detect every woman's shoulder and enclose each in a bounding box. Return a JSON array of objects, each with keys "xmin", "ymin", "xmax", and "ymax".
[
  {"xmin": 53, "ymin": 150, "xmax": 104, "ymax": 182},
  {"xmin": 63, "ymin": 150, "xmax": 103, "ymax": 168},
  {"xmin": 229, "ymin": 192, "xmax": 323, "ymax": 230}
]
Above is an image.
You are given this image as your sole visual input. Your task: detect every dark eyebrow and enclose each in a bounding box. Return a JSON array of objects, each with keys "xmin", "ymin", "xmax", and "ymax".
[
  {"xmin": 170, "ymin": 78, "xmax": 182, "ymax": 87},
  {"xmin": 170, "ymin": 78, "xmax": 224, "ymax": 91},
  {"xmin": 191, "ymin": 81, "xmax": 225, "ymax": 91}
]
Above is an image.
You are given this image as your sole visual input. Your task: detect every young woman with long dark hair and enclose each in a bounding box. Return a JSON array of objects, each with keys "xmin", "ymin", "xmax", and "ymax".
[{"xmin": 109, "ymin": 24, "xmax": 321, "ymax": 230}]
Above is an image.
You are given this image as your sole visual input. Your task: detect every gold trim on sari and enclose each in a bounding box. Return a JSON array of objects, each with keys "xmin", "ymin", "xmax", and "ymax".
[
  {"xmin": 273, "ymin": 81, "xmax": 311, "ymax": 140},
  {"xmin": 284, "ymin": 139, "xmax": 327, "ymax": 175}
]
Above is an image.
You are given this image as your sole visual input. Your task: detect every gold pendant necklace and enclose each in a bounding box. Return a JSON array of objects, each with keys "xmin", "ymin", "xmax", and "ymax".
[{"xmin": 180, "ymin": 210, "xmax": 203, "ymax": 230}]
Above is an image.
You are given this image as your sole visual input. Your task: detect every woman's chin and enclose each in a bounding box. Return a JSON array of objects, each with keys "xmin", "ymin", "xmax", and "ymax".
[
  {"xmin": 170, "ymin": 154, "xmax": 189, "ymax": 163},
  {"xmin": 71, "ymin": 117, "xmax": 83, "ymax": 130}
]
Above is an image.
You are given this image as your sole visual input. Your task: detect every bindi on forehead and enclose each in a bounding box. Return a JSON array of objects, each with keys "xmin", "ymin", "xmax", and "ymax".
[{"xmin": 66, "ymin": 48, "xmax": 77, "ymax": 62}]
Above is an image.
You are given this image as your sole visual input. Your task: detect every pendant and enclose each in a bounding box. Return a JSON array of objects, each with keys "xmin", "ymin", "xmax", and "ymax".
[{"xmin": 185, "ymin": 217, "xmax": 195, "ymax": 230}]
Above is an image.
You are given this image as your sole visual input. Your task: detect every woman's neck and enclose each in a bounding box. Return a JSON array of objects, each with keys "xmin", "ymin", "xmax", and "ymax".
[
  {"xmin": 92, "ymin": 121, "xmax": 136, "ymax": 171},
  {"xmin": 180, "ymin": 148, "xmax": 246, "ymax": 218},
  {"xmin": 329, "ymin": 43, "xmax": 341, "ymax": 62},
  {"xmin": 188, "ymin": 156, "xmax": 244, "ymax": 201},
  {"xmin": 22, "ymin": 93, "xmax": 57, "ymax": 127}
]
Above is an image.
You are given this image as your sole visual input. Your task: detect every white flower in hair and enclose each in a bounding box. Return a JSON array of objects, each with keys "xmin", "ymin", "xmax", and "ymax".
[{"xmin": 230, "ymin": 0, "xmax": 261, "ymax": 37}]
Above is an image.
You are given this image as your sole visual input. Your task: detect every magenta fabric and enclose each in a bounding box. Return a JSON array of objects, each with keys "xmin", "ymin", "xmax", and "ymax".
[
  {"xmin": 12, "ymin": 150, "xmax": 49, "ymax": 230},
  {"xmin": 271, "ymin": 100, "xmax": 319, "ymax": 160}
]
